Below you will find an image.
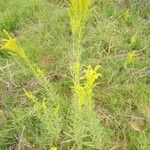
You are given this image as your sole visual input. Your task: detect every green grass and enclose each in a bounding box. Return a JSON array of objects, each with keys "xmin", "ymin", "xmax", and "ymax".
[{"xmin": 0, "ymin": 0, "xmax": 150, "ymax": 149}]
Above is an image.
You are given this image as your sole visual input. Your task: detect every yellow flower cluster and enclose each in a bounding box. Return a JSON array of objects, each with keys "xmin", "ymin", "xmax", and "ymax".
[
  {"xmin": 124, "ymin": 51, "xmax": 136, "ymax": 69},
  {"xmin": 0, "ymin": 30, "xmax": 46, "ymax": 84},
  {"xmin": 69, "ymin": 0, "xmax": 91, "ymax": 37},
  {"xmin": 0, "ymin": 30, "xmax": 26, "ymax": 59},
  {"xmin": 73, "ymin": 65, "xmax": 101, "ymax": 109},
  {"xmin": 84, "ymin": 65, "xmax": 102, "ymax": 88},
  {"xmin": 50, "ymin": 147, "xmax": 57, "ymax": 150},
  {"xmin": 127, "ymin": 51, "xmax": 135, "ymax": 61}
]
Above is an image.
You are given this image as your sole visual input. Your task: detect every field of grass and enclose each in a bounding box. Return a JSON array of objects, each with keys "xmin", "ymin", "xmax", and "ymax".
[{"xmin": 0, "ymin": 0, "xmax": 150, "ymax": 150}]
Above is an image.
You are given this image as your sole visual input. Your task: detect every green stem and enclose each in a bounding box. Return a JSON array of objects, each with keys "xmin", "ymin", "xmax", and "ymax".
[{"xmin": 74, "ymin": 37, "xmax": 82, "ymax": 85}]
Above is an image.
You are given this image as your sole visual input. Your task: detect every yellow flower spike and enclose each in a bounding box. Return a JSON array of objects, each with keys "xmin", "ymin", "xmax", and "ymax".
[
  {"xmin": 0, "ymin": 30, "xmax": 26, "ymax": 59},
  {"xmin": 50, "ymin": 147, "xmax": 57, "ymax": 150},
  {"xmin": 80, "ymin": 0, "xmax": 91, "ymax": 18},
  {"xmin": 69, "ymin": 0, "xmax": 91, "ymax": 37}
]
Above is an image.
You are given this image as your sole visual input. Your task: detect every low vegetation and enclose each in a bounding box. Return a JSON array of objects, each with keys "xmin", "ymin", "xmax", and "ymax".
[{"xmin": 0, "ymin": 0, "xmax": 150, "ymax": 150}]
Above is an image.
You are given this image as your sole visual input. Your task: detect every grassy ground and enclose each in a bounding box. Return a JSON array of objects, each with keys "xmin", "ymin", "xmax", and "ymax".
[{"xmin": 0, "ymin": 0, "xmax": 150, "ymax": 150}]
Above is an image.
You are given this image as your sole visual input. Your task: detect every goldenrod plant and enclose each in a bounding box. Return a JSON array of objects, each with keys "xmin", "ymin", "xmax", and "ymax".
[
  {"xmin": 0, "ymin": 0, "xmax": 150, "ymax": 149},
  {"xmin": 70, "ymin": 0, "xmax": 92, "ymax": 85},
  {"xmin": 0, "ymin": 30, "xmax": 58, "ymax": 103},
  {"xmin": 68, "ymin": 0, "xmax": 109, "ymax": 149},
  {"xmin": 0, "ymin": 30, "xmax": 62, "ymax": 148},
  {"xmin": 68, "ymin": 1, "xmax": 93, "ymax": 148},
  {"xmin": 69, "ymin": 0, "xmax": 92, "ymax": 107},
  {"xmin": 70, "ymin": 65, "xmax": 108, "ymax": 149}
]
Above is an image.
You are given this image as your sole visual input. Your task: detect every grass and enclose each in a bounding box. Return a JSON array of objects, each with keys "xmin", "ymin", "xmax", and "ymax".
[{"xmin": 0, "ymin": 0, "xmax": 150, "ymax": 149}]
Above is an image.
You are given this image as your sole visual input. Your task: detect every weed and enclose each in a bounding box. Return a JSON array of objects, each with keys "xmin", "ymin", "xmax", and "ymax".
[{"xmin": 0, "ymin": 0, "xmax": 150, "ymax": 149}]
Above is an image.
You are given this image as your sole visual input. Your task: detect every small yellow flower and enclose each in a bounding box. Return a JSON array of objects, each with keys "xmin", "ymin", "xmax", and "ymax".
[
  {"xmin": 124, "ymin": 51, "xmax": 136, "ymax": 69},
  {"xmin": 127, "ymin": 51, "xmax": 136, "ymax": 61},
  {"xmin": 50, "ymin": 147, "xmax": 57, "ymax": 150},
  {"xmin": 0, "ymin": 30, "xmax": 26, "ymax": 59}
]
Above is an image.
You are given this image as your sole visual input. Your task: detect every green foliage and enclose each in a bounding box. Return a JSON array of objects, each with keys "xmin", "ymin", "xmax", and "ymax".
[{"xmin": 0, "ymin": 0, "xmax": 150, "ymax": 150}]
